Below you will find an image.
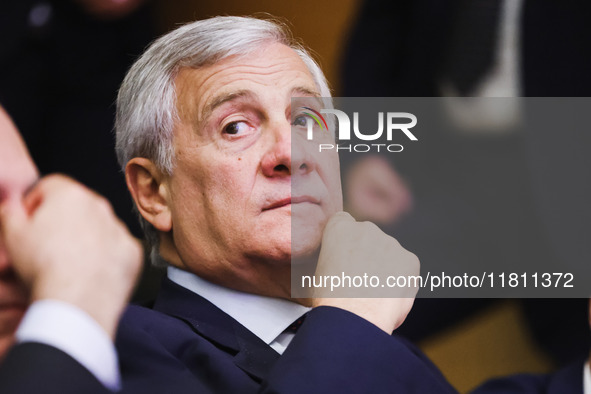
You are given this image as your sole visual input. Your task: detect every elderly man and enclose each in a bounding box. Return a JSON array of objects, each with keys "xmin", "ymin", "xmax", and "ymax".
[
  {"xmin": 0, "ymin": 106, "xmax": 142, "ymax": 393},
  {"xmin": 114, "ymin": 16, "xmax": 454, "ymax": 393}
]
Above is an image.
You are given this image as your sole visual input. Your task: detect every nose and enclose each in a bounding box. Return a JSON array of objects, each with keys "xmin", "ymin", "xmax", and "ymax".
[
  {"xmin": 261, "ymin": 119, "xmax": 315, "ymax": 178},
  {"xmin": 0, "ymin": 198, "xmax": 12, "ymax": 272}
]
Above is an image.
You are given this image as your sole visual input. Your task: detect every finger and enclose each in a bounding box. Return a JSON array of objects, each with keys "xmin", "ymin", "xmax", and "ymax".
[
  {"xmin": 325, "ymin": 211, "xmax": 355, "ymax": 229},
  {"xmin": 30, "ymin": 174, "xmax": 74, "ymax": 195},
  {"xmin": 323, "ymin": 212, "xmax": 356, "ymax": 242},
  {"xmin": 0, "ymin": 200, "xmax": 28, "ymax": 247},
  {"xmin": 23, "ymin": 174, "xmax": 80, "ymax": 212},
  {"xmin": 22, "ymin": 178, "xmax": 43, "ymax": 215}
]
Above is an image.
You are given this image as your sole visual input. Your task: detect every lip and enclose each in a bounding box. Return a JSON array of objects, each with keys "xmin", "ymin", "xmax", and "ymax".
[
  {"xmin": 264, "ymin": 198, "xmax": 292, "ymax": 211},
  {"xmin": 292, "ymin": 195, "xmax": 320, "ymax": 205},
  {"xmin": 263, "ymin": 196, "xmax": 320, "ymax": 211}
]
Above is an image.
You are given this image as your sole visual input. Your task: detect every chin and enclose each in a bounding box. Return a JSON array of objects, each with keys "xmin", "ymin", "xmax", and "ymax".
[
  {"xmin": 291, "ymin": 231, "xmax": 322, "ymax": 260},
  {"xmin": 291, "ymin": 217, "xmax": 325, "ymax": 257},
  {"xmin": 250, "ymin": 233, "xmax": 292, "ymax": 264}
]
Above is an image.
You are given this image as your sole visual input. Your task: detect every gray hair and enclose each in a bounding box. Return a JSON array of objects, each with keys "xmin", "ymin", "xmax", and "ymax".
[{"xmin": 115, "ymin": 16, "xmax": 332, "ymax": 264}]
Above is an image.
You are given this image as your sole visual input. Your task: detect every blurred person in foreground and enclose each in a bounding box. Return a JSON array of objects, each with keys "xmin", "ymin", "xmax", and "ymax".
[{"xmin": 0, "ymin": 106, "xmax": 142, "ymax": 393}]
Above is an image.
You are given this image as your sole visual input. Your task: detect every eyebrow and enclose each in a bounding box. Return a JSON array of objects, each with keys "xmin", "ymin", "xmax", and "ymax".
[
  {"xmin": 290, "ymin": 86, "xmax": 324, "ymax": 110},
  {"xmin": 291, "ymin": 86, "xmax": 320, "ymax": 97},
  {"xmin": 201, "ymin": 85, "xmax": 322, "ymax": 121},
  {"xmin": 200, "ymin": 90, "xmax": 255, "ymax": 124}
]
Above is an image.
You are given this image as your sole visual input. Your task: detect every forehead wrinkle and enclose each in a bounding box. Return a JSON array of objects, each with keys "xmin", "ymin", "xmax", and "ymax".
[
  {"xmin": 177, "ymin": 65, "xmax": 296, "ymax": 125},
  {"xmin": 176, "ymin": 45, "xmax": 317, "ymax": 129},
  {"xmin": 203, "ymin": 84, "xmax": 319, "ymax": 121},
  {"xmin": 195, "ymin": 73, "xmax": 316, "ymax": 126},
  {"xmin": 195, "ymin": 56, "xmax": 305, "ymax": 90}
]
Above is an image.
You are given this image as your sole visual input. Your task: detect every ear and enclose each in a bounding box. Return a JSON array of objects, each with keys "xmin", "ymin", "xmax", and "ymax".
[{"xmin": 125, "ymin": 158, "xmax": 172, "ymax": 232}]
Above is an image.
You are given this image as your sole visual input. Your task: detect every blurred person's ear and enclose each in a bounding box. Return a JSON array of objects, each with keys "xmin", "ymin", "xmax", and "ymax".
[{"xmin": 125, "ymin": 158, "xmax": 172, "ymax": 233}]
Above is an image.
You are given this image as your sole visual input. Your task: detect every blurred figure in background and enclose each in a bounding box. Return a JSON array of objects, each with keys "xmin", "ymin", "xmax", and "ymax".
[
  {"xmin": 341, "ymin": 0, "xmax": 591, "ymax": 373},
  {"xmin": 0, "ymin": 0, "xmax": 155, "ymax": 237}
]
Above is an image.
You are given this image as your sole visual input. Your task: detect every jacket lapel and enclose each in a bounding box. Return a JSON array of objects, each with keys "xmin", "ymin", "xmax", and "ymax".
[{"xmin": 152, "ymin": 278, "xmax": 280, "ymax": 382}]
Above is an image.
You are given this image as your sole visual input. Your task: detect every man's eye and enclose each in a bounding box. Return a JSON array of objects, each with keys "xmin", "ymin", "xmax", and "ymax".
[
  {"xmin": 292, "ymin": 114, "xmax": 310, "ymax": 127},
  {"xmin": 223, "ymin": 121, "xmax": 250, "ymax": 135}
]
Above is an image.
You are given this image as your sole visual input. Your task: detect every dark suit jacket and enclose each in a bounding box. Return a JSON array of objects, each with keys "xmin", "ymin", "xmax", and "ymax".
[
  {"xmin": 0, "ymin": 279, "xmax": 584, "ymax": 393},
  {"xmin": 115, "ymin": 278, "xmax": 456, "ymax": 393},
  {"xmin": 0, "ymin": 342, "xmax": 109, "ymax": 394}
]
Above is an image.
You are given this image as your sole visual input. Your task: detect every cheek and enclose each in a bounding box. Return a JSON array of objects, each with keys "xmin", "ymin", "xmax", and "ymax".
[
  {"xmin": 173, "ymin": 162, "xmax": 252, "ymax": 227},
  {"xmin": 212, "ymin": 158, "xmax": 256, "ymax": 201},
  {"xmin": 0, "ymin": 308, "xmax": 24, "ymax": 337},
  {"xmin": 0, "ymin": 240, "xmax": 9, "ymax": 272},
  {"xmin": 321, "ymin": 154, "xmax": 344, "ymax": 211}
]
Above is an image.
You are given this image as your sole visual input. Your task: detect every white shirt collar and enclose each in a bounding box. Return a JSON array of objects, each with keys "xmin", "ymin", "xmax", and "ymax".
[
  {"xmin": 584, "ymin": 361, "xmax": 590, "ymax": 394},
  {"xmin": 167, "ymin": 266, "xmax": 310, "ymax": 350}
]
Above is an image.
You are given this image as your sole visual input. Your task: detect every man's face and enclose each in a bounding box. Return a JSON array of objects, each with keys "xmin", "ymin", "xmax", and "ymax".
[
  {"xmin": 158, "ymin": 43, "xmax": 342, "ymax": 296},
  {"xmin": 0, "ymin": 108, "xmax": 37, "ymax": 351}
]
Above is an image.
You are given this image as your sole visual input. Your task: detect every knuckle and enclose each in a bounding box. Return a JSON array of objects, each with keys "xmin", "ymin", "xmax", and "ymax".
[
  {"xmin": 44, "ymin": 173, "xmax": 75, "ymax": 189},
  {"xmin": 94, "ymin": 195, "xmax": 115, "ymax": 215},
  {"xmin": 407, "ymin": 251, "xmax": 419, "ymax": 265},
  {"xmin": 360, "ymin": 220, "xmax": 379, "ymax": 232}
]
